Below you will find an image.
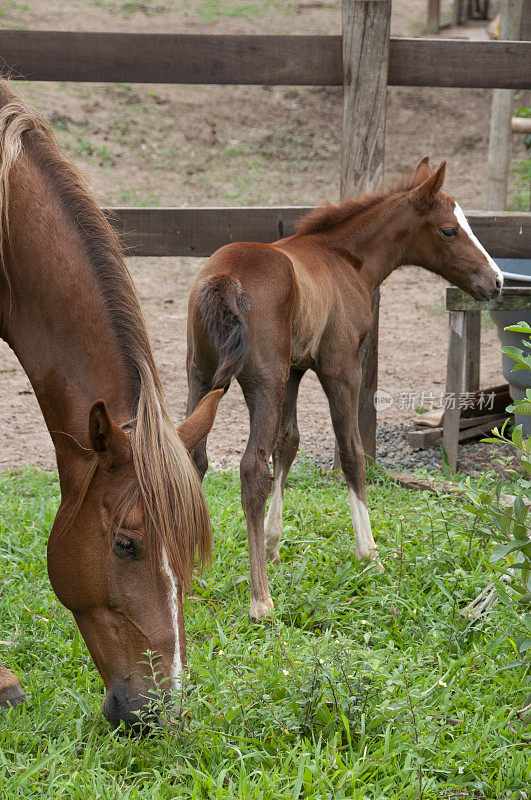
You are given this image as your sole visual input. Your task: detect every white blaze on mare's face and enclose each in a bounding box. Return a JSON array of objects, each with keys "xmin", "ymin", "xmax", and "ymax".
[
  {"xmin": 453, "ymin": 203, "xmax": 504, "ymax": 287},
  {"xmin": 161, "ymin": 546, "xmax": 182, "ymax": 692},
  {"xmin": 264, "ymin": 469, "xmax": 283, "ymax": 557},
  {"xmin": 348, "ymin": 488, "xmax": 377, "ymax": 560}
]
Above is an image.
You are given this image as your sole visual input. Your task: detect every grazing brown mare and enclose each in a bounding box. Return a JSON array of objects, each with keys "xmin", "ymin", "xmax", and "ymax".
[
  {"xmin": 0, "ymin": 81, "xmax": 222, "ymax": 728},
  {"xmin": 186, "ymin": 157, "xmax": 503, "ymax": 619}
]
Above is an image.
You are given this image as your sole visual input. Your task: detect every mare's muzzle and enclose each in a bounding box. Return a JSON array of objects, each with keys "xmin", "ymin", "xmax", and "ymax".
[{"xmin": 103, "ymin": 684, "xmax": 168, "ymax": 732}]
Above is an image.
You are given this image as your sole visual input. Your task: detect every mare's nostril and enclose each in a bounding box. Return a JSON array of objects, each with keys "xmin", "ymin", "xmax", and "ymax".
[
  {"xmin": 496, "ymin": 275, "xmax": 503, "ymax": 291},
  {"xmin": 103, "ymin": 686, "xmax": 164, "ymax": 732}
]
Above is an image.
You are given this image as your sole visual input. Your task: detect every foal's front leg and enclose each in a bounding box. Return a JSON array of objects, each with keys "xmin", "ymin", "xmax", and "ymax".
[
  {"xmin": 318, "ymin": 362, "xmax": 379, "ymax": 563},
  {"xmin": 0, "ymin": 662, "xmax": 25, "ymax": 708}
]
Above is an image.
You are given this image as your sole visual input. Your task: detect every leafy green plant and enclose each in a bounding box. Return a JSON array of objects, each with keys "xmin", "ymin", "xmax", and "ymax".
[{"xmin": 460, "ymin": 323, "xmax": 531, "ymax": 710}]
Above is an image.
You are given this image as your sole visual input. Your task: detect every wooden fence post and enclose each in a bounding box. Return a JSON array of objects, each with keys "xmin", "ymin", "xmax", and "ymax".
[
  {"xmin": 522, "ymin": 0, "xmax": 531, "ymax": 39},
  {"xmin": 427, "ymin": 0, "xmax": 440, "ymax": 33},
  {"xmin": 485, "ymin": 0, "xmax": 523, "ymax": 212},
  {"xmin": 339, "ymin": 0, "xmax": 391, "ymax": 463}
]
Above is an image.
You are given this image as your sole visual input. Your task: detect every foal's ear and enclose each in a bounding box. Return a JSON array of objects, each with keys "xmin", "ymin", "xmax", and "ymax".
[
  {"xmin": 410, "ymin": 160, "xmax": 446, "ymax": 212},
  {"xmin": 178, "ymin": 389, "xmax": 224, "ymax": 454},
  {"xmin": 412, "ymin": 155, "xmax": 432, "ymax": 183},
  {"xmin": 88, "ymin": 401, "xmax": 131, "ymax": 468}
]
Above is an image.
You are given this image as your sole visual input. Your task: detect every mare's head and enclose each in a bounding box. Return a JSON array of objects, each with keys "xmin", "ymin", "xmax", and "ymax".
[
  {"xmin": 47, "ymin": 390, "xmax": 222, "ymax": 732},
  {"xmin": 403, "ymin": 156, "xmax": 503, "ymax": 300},
  {"xmin": 48, "ymin": 391, "xmax": 222, "ymax": 730}
]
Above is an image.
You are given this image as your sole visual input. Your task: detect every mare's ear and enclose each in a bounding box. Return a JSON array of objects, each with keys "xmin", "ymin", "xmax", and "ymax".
[
  {"xmin": 409, "ymin": 160, "xmax": 446, "ymax": 213},
  {"xmin": 178, "ymin": 389, "xmax": 224, "ymax": 454},
  {"xmin": 412, "ymin": 155, "xmax": 432, "ymax": 184},
  {"xmin": 88, "ymin": 401, "xmax": 131, "ymax": 468}
]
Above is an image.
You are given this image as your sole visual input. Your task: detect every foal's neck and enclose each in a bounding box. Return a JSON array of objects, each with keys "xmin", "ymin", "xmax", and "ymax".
[
  {"xmin": 1, "ymin": 153, "xmax": 134, "ymax": 472},
  {"xmin": 326, "ymin": 195, "xmax": 412, "ymax": 291}
]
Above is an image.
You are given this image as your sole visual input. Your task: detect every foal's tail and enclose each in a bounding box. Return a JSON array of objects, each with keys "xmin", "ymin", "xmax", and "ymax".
[{"xmin": 197, "ymin": 274, "xmax": 251, "ymax": 389}]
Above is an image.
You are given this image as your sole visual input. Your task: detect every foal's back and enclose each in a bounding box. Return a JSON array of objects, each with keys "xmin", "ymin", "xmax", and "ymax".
[{"xmin": 189, "ymin": 234, "xmax": 371, "ymax": 373}]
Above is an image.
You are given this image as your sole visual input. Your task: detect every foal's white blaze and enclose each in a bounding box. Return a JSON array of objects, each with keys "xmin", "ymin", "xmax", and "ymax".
[
  {"xmin": 161, "ymin": 546, "xmax": 182, "ymax": 692},
  {"xmin": 264, "ymin": 469, "xmax": 283, "ymax": 558},
  {"xmin": 453, "ymin": 203, "xmax": 504, "ymax": 286},
  {"xmin": 348, "ymin": 489, "xmax": 377, "ymax": 560}
]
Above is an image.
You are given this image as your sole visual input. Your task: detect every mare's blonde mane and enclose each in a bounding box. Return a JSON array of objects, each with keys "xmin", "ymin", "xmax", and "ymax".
[{"xmin": 0, "ymin": 80, "xmax": 210, "ymax": 587}]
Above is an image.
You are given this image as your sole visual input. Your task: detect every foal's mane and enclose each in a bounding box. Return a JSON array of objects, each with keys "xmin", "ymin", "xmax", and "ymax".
[
  {"xmin": 296, "ymin": 172, "xmax": 428, "ymax": 236},
  {"xmin": 0, "ymin": 80, "xmax": 210, "ymax": 587}
]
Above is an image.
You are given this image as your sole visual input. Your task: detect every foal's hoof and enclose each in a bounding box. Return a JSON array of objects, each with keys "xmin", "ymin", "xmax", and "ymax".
[
  {"xmin": 249, "ymin": 597, "xmax": 274, "ymax": 620},
  {"xmin": 369, "ymin": 552, "xmax": 385, "ymax": 573},
  {"xmin": 356, "ymin": 548, "xmax": 384, "ymax": 573},
  {"xmin": 266, "ymin": 548, "xmax": 281, "ymax": 566},
  {"xmin": 0, "ymin": 682, "xmax": 26, "ymax": 709}
]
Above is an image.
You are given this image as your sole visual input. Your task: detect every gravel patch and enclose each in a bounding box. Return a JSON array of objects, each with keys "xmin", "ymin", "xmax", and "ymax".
[
  {"xmin": 376, "ymin": 423, "xmax": 515, "ymax": 475},
  {"xmin": 210, "ymin": 422, "xmax": 512, "ymax": 476}
]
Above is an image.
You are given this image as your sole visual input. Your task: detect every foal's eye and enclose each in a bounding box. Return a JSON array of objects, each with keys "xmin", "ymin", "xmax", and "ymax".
[
  {"xmin": 113, "ymin": 536, "xmax": 137, "ymax": 559},
  {"xmin": 440, "ymin": 227, "xmax": 457, "ymax": 238}
]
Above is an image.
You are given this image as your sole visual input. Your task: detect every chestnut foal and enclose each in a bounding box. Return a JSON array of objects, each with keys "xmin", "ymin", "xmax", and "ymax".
[
  {"xmin": 186, "ymin": 158, "xmax": 503, "ymax": 619},
  {"xmin": 0, "ymin": 81, "xmax": 222, "ymax": 728}
]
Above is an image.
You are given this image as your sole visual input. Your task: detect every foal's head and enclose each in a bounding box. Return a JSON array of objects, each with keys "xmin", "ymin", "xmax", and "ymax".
[
  {"xmin": 402, "ymin": 157, "xmax": 503, "ymax": 300},
  {"xmin": 47, "ymin": 391, "xmax": 222, "ymax": 731}
]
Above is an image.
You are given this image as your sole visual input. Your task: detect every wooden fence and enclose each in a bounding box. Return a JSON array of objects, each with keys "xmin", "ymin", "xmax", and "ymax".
[
  {"xmin": 107, "ymin": 208, "xmax": 531, "ymax": 259},
  {"xmin": 1, "ymin": 8, "xmax": 530, "ymax": 457},
  {"xmin": 1, "ymin": 31, "xmax": 529, "ymax": 88}
]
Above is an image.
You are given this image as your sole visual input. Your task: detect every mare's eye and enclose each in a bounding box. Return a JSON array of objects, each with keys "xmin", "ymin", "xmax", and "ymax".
[
  {"xmin": 440, "ymin": 227, "xmax": 457, "ymax": 238},
  {"xmin": 113, "ymin": 535, "xmax": 137, "ymax": 559}
]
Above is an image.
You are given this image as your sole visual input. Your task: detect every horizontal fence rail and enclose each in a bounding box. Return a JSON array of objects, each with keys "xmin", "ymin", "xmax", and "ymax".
[
  {"xmin": 104, "ymin": 207, "xmax": 531, "ymax": 259},
  {"xmin": 1, "ymin": 32, "xmax": 530, "ymax": 89}
]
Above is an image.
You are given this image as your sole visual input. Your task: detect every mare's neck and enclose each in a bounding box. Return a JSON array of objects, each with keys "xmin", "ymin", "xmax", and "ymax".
[
  {"xmin": 325, "ymin": 196, "xmax": 413, "ymax": 291},
  {"xmin": 0, "ymin": 153, "xmax": 135, "ymax": 476}
]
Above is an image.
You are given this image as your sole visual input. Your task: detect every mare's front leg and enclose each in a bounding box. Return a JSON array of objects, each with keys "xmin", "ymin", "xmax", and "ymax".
[
  {"xmin": 264, "ymin": 368, "xmax": 304, "ymax": 564},
  {"xmin": 317, "ymin": 359, "xmax": 379, "ymax": 563},
  {"xmin": 0, "ymin": 662, "xmax": 25, "ymax": 708},
  {"xmin": 239, "ymin": 373, "xmax": 287, "ymax": 620}
]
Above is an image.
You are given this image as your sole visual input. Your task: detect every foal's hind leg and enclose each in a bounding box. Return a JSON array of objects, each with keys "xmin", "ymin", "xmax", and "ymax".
[
  {"xmin": 317, "ymin": 361, "xmax": 379, "ymax": 563},
  {"xmin": 264, "ymin": 368, "xmax": 304, "ymax": 564},
  {"xmin": 0, "ymin": 662, "xmax": 25, "ymax": 708},
  {"xmin": 239, "ymin": 371, "xmax": 288, "ymax": 619},
  {"xmin": 186, "ymin": 362, "xmax": 213, "ymax": 480}
]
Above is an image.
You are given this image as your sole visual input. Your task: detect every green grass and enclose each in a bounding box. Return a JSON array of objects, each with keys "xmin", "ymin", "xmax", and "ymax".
[
  {"xmin": 0, "ymin": 2, "xmax": 29, "ymax": 19},
  {"xmin": 195, "ymin": 0, "xmax": 277, "ymax": 22},
  {"xmin": 0, "ymin": 465, "xmax": 530, "ymax": 798},
  {"xmin": 508, "ymin": 158, "xmax": 531, "ymax": 212},
  {"xmin": 73, "ymin": 137, "xmax": 117, "ymax": 167}
]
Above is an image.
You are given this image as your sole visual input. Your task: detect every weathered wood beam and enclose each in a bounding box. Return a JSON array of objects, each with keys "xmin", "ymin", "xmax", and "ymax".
[
  {"xmin": 485, "ymin": 0, "xmax": 523, "ymax": 212},
  {"xmin": 427, "ymin": 0, "xmax": 441, "ymax": 33},
  {"xmin": 443, "ymin": 311, "xmax": 466, "ymax": 472},
  {"xmin": 512, "ymin": 116, "xmax": 531, "ymax": 133},
  {"xmin": 446, "ymin": 286, "xmax": 531, "ymax": 311},
  {"xmin": 102, "ymin": 207, "xmax": 531, "ymax": 259},
  {"xmin": 0, "ymin": 31, "xmax": 529, "ymax": 88},
  {"xmin": 340, "ymin": 0, "xmax": 390, "ymax": 460}
]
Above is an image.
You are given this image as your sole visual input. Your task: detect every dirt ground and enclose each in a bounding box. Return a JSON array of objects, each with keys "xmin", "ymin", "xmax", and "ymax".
[{"xmin": 0, "ymin": 1, "xmax": 524, "ymax": 471}]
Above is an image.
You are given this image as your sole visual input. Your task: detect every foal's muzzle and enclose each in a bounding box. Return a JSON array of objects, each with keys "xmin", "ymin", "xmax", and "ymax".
[{"xmin": 470, "ymin": 273, "xmax": 503, "ymax": 302}]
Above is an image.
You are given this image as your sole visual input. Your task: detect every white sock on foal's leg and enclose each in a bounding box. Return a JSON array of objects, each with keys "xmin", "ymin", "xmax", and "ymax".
[
  {"xmin": 264, "ymin": 469, "xmax": 283, "ymax": 564},
  {"xmin": 348, "ymin": 488, "xmax": 378, "ymax": 561}
]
